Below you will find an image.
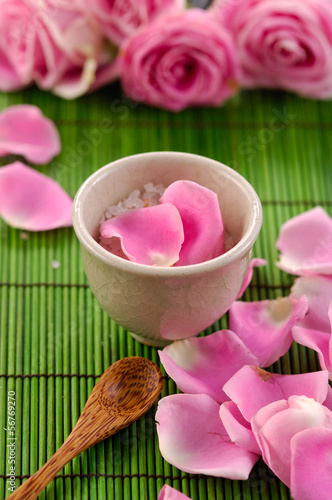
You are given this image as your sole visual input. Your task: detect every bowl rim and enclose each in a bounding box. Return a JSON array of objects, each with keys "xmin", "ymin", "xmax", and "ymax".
[{"xmin": 72, "ymin": 151, "xmax": 263, "ymax": 277}]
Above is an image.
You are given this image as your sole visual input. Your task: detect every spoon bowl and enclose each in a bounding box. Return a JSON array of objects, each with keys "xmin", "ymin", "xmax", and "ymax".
[
  {"xmin": 98, "ymin": 356, "xmax": 164, "ymax": 417},
  {"xmin": 7, "ymin": 357, "xmax": 164, "ymax": 500}
]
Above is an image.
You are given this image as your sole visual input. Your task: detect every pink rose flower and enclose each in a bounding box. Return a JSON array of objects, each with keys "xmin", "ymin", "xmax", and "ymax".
[
  {"xmin": 214, "ymin": 0, "xmax": 332, "ymax": 99},
  {"xmin": 76, "ymin": 0, "xmax": 185, "ymax": 45},
  {"xmin": 0, "ymin": 0, "xmax": 118, "ymax": 98},
  {"xmin": 0, "ymin": 0, "xmax": 36, "ymax": 91},
  {"xmin": 31, "ymin": 0, "xmax": 119, "ymax": 99},
  {"xmin": 120, "ymin": 8, "xmax": 240, "ymax": 111}
]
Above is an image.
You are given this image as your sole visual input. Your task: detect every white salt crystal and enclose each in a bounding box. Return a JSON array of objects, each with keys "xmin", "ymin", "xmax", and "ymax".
[
  {"xmin": 102, "ymin": 183, "xmax": 166, "ymax": 223},
  {"xmin": 144, "ymin": 182, "xmax": 154, "ymax": 192}
]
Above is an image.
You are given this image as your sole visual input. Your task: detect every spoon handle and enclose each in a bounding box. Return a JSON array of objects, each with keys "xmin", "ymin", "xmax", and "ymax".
[{"xmin": 6, "ymin": 437, "xmax": 80, "ymax": 500}]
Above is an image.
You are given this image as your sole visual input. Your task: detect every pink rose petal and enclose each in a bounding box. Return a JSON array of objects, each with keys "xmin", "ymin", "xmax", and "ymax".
[
  {"xmin": 219, "ymin": 401, "xmax": 261, "ymax": 455},
  {"xmin": 323, "ymin": 385, "xmax": 332, "ymax": 411},
  {"xmin": 160, "ymin": 180, "xmax": 225, "ymax": 266},
  {"xmin": 236, "ymin": 258, "xmax": 267, "ymax": 299},
  {"xmin": 291, "ymin": 427, "xmax": 332, "ymax": 500},
  {"xmin": 156, "ymin": 393, "xmax": 259, "ymax": 478},
  {"xmin": 292, "ymin": 303, "xmax": 332, "ymax": 379},
  {"xmin": 0, "ymin": 105, "xmax": 61, "ymax": 164},
  {"xmin": 159, "ymin": 330, "xmax": 258, "ymax": 404},
  {"xmin": 229, "ymin": 295, "xmax": 308, "ymax": 366},
  {"xmin": 276, "ymin": 207, "xmax": 332, "ymax": 276},
  {"xmin": 251, "ymin": 399, "xmax": 290, "ymax": 480},
  {"xmin": 0, "ymin": 162, "xmax": 72, "ymax": 231},
  {"xmin": 158, "ymin": 485, "xmax": 192, "ymax": 500},
  {"xmin": 223, "ymin": 366, "xmax": 330, "ymax": 422},
  {"xmin": 293, "ymin": 327, "xmax": 332, "ymax": 378},
  {"xmin": 291, "ymin": 274, "xmax": 332, "ymax": 332},
  {"xmin": 49, "ymin": 58, "xmax": 119, "ymax": 100},
  {"xmin": 100, "ymin": 204, "xmax": 184, "ymax": 266},
  {"xmin": 77, "ymin": 0, "xmax": 185, "ymax": 45},
  {"xmin": 252, "ymin": 396, "xmax": 332, "ymax": 487}
]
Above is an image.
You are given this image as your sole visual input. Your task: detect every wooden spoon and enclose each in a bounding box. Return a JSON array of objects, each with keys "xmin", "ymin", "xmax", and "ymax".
[{"xmin": 7, "ymin": 357, "xmax": 164, "ymax": 500}]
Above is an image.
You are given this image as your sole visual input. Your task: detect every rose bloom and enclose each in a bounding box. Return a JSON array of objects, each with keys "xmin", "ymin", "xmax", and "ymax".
[
  {"xmin": 33, "ymin": 0, "xmax": 119, "ymax": 99},
  {"xmin": 213, "ymin": 0, "xmax": 332, "ymax": 99},
  {"xmin": 120, "ymin": 8, "xmax": 240, "ymax": 111},
  {"xmin": 0, "ymin": 0, "xmax": 37, "ymax": 91},
  {"xmin": 76, "ymin": 0, "xmax": 185, "ymax": 45},
  {"xmin": 0, "ymin": 0, "xmax": 118, "ymax": 98}
]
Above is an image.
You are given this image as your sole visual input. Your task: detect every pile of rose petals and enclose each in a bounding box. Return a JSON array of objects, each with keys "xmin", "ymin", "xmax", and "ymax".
[
  {"xmin": 0, "ymin": 104, "xmax": 73, "ymax": 231},
  {"xmin": 157, "ymin": 206, "xmax": 332, "ymax": 500},
  {"xmin": 283, "ymin": 208, "xmax": 332, "ymax": 380},
  {"xmin": 2, "ymin": 0, "xmax": 332, "ymax": 109},
  {"xmin": 99, "ymin": 180, "xmax": 225, "ymax": 267},
  {"xmin": 2, "ymin": 100, "xmax": 332, "ymax": 500}
]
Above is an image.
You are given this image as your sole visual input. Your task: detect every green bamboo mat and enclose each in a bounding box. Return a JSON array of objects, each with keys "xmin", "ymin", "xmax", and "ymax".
[{"xmin": 0, "ymin": 83, "xmax": 331, "ymax": 500}]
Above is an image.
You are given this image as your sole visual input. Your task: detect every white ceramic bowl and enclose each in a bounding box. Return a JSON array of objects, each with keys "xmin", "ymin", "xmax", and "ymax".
[{"xmin": 73, "ymin": 152, "xmax": 262, "ymax": 346}]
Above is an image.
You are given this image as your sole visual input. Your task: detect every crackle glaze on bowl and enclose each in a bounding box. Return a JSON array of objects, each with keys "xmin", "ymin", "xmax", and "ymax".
[{"xmin": 73, "ymin": 152, "xmax": 262, "ymax": 347}]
